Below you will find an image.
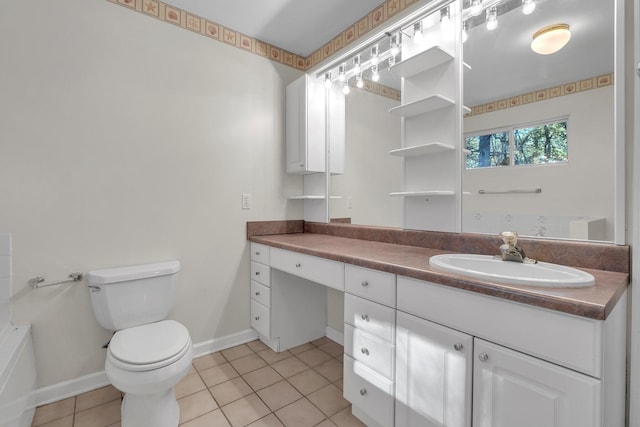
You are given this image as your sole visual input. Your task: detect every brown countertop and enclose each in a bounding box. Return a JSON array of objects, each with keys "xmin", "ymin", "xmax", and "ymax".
[{"xmin": 250, "ymin": 232, "xmax": 628, "ymax": 320}]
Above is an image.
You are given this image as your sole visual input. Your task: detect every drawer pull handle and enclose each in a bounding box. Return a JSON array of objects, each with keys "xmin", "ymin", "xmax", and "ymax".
[
  {"xmin": 478, "ymin": 352, "xmax": 489, "ymax": 363},
  {"xmin": 255, "ymin": 292, "xmax": 260, "ymax": 296},
  {"xmin": 361, "ymin": 314, "xmax": 369, "ymax": 322},
  {"xmin": 296, "ymin": 263, "xmax": 302, "ymax": 268},
  {"xmin": 254, "ymin": 316, "xmax": 260, "ymax": 321},
  {"xmin": 453, "ymin": 343, "xmax": 464, "ymax": 352},
  {"xmin": 361, "ymin": 281, "xmax": 369, "ymax": 287},
  {"xmin": 360, "ymin": 388, "xmax": 367, "ymax": 396},
  {"xmin": 361, "ymin": 347, "xmax": 370, "ymax": 355}
]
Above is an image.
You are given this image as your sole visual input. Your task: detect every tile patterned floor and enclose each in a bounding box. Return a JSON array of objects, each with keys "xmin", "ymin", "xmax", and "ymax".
[{"xmin": 32, "ymin": 337, "xmax": 365, "ymax": 427}]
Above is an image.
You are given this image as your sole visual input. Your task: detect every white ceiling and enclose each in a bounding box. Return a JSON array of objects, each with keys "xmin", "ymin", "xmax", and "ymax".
[{"xmin": 162, "ymin": 0, "xmax": 387, "ymax": 57}]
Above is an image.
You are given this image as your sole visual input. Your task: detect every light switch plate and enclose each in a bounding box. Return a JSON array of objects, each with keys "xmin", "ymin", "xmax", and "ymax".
[{"xmin": 242, "ymin": 193, "xmax": 251, "ymax": 209}]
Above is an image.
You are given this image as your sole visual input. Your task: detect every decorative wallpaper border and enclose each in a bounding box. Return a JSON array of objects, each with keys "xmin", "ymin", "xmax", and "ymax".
[
  {"xmin": 465, "ymin": 72, "xmax": 614, "ymax": 117},
  {"xmin": 107, "ymin": 0, "xmax": 409, "ymax": 100}
]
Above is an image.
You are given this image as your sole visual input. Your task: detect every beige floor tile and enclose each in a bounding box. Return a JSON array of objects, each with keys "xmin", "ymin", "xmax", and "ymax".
[
  {"xmin": 246, "ymin": 413, "xmax": 285, "ymax": 427},
  {"xmin": 107, "ymin": 422, "xmax": 121, "ymax": 427},
  {"xmin": 246, "ymin": 339, "xmax": 269, "ymax": 353},
  {"xmin": 34, "ymin": 415, "xmax": 74, "ymax": 427},
  {"xmin": 187, "ymin": 365, "xmax": 198, "ymax": 375},
  {"xmin": 335, "ymin": 354, "xmax": 344, "ymax": 363},
  {"xmin": 333, "ymin": 378, "xmax": 343, "ymax": 391},
  {"xmin": 32, "ymin": 397, "xmax": 75, "ymax": 426},
  {"xmin": 288, "ymin": 342, "xmax": 314, "ymax": 355},
  {"xmin": 318, "ymin": 341, "xmax": 344, "ymax": 358},
  {"xmin": 313, "ymin": 359, "xmax": 343, "ymax": 382},
  {"xmin": 179, "ymin": 408, "xmax": 231, "ymax": 427},
  {"xmin": 230, "ymin": 352, "xmax": 267, "ymax": 375},
  {"xmin": 271, "ymin": 356, "xmax": 311, "ymax": 378},
  {"xmin": 209, "ymin": 377, "xmax": 253, "ymax": 406},
  {"xmin": 257, "ymin": 348, "xmax": 293, "ymax": 365},
  {"xmin": 75, "ymin": 385, "xmax": 122, "ymax": 413},
  {"xmin": 330, "ymin": 407, "xmax": 366, "ymax": 427},
  {"xmin": 311, "ymin": 336, "xmax": 331, "ymax": 346},
  {"xmin": 178, "ymin": 389, "xmax": 218, "ymax": 424},
  {"xmin": 295, "ymin": 348, "xmax": 333, "ymax": 367},
  {"xmin": 257, "ymin": 380, "xmax": 302, "ymax": 412},
  {"xmin": 221, "ymin": 393, "xmax": 271, "ymax": 427},
  {"xmin": 275, "ymin": 398, "xmax": 326, "ymax": 427},
  {"xmin": 316, "ymin": 420, "xmax": 338, "ymax": 427},
  {"xmin": 243, "ymin": 366, "xmax": 284, "ymax": 391},
  {"xmin": 286, "ymin": 369, "xmax": 330, "ymax": 396},
  {"xmin": 176, "ymin": 372, "xmax": 208, "ymax": 399},
  {"xmin": 199, "ymin": 363, "xmax": 240, "ymax": 388},
  {"xmin": 73, "ymin": 399, "xmax": 121, "ymax": 427},
  {"xmin": 307, "ymin": 384, "xmax": 350, "ymax": 417},
  {"xmin": 193, "ymin": 352, "xmax": 227, "ymax": 372},
  {"xmin": 221, "ymin": 344, "xmax": 254, "ymax": 361}
]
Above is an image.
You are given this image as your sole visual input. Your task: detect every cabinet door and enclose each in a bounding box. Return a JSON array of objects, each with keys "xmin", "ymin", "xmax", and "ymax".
[
  {"xmin": 395, "ymin": 311, "xmax": 472, "ymax": 427},
  {"xmin": 473, "ymin": 339, "xmax": 601, "ymax": 427}
]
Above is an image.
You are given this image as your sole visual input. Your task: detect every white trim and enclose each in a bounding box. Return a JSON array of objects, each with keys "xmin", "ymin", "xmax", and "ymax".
[
  {"xmin": 325, "ymin": 326, "xmax": 344, "ymax": 346},
  {"xmin": 34, "ymin": 328, "xmax": 258, "ymax": 407},
  {"xmin": 613, "ymin": 0, "xmax": 626, "ymax": 245}
]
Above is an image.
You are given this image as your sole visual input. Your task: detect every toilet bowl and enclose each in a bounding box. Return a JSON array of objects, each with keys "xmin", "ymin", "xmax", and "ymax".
[{"xmin": 87, "ymin": 261, "xmax": 193, "ymax": 427}]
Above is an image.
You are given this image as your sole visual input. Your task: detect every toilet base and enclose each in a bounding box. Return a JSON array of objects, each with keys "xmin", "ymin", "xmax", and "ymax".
[{"xmin": 120, "ymin": 388, "xmax": 179, "ymax": 427}]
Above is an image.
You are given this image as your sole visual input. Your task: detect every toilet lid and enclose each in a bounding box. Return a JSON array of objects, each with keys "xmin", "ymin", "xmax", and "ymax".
[{"xmin": 109, "ymin": 320, "xmax": 191, "ymax": 371}]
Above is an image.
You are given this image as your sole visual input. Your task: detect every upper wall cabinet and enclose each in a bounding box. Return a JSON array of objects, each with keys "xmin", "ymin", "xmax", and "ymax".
[{"xmin": 286, "ymin": 74, "xmax": 345, "ymax": 175}]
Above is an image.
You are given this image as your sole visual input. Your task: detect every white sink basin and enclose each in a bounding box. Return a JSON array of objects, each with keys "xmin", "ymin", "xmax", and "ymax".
[{"xmin": 429, "ymin": 254, "xmax": 595, "ymax": 288}]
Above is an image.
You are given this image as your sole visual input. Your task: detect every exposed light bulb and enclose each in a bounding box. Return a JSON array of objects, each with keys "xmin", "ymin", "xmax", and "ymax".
[
  {"xmin": 342, "ymin": 80, "xmax": 350, "ymax": 95},
  {"xmin": 371, "ymin": 65, "xmax": 380, "ymax": 82},
  {"xmin": 522, "ymin": 0, "xmax": 536, "ymax": 15},
  {"xmin": 462, "ymin": 21, "xmax": 468, "ymax": 43},
  {"xmin": 370, "ymin": 45, "xmax": 379, "ymax": 66},
  {"xmin": 353, "ymin": 55, "xmax": 361, "ymax": 74},
  {"xmin": 413, "ymin": 21, "xmax": 424, "ymax": 44},
  {"xmin": 440, "ymin": 7, "xmax": 451, "ymax": 31},
  {"xmin": 324, "ymin": 72, "xmax": 332, "ymax": 89},
  {"xmin": 338, "ymin": 64, "xmax": 346, "ymax": 82},
  {"xmin": 356, "ymin": 72, "xmax": 364, "ymax": 89},
  {"xmin": 470, "ymin": 0, "xmax": 483, "ymax": 17},
  {"xmin": 486, "ymin": 7, "xmax": 498, "ymax": 31},
  {"xmin": 388, "ymin": 55, "xmax": 396, "ymax": 67},
  {"xmin": 389, "ymin": 33, "xmax": 400, "ymax": 57}
]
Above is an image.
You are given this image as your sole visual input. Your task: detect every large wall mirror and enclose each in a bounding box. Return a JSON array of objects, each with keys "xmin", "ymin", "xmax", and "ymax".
[{"xmin": 326, "ymin": 0, "xmax": 623, "ymax": 243}]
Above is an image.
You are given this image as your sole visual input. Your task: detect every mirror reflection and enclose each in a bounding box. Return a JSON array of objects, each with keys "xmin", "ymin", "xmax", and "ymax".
[{"xmin": 331, "ymin": 0, "xmax": 616, "ymax": 242}]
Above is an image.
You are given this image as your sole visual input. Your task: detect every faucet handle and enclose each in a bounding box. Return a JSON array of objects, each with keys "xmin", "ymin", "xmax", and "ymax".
[{"xmin": 500, "ymin": 231, "xmax": 518, "ymax": 247}]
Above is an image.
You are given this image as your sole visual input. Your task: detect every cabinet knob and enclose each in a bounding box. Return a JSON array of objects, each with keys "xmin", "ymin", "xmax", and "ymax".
[
  {"xmin": 255, "ymin": 291, "xmax": 260, "ymax": 296},
  {"xmin": 255, "ymin": 251, "xmax": 260, "ymax": 256},
  {"xmin": 361, "ymin": 281, "xmax": 369, "ymax": 287},
  {"xmin": 360, "ymin": 314, "xmax": 369, "ymax": 322},
  {"xmin": 478, "ymin": 352, "xmax": 489, "ymax": 362},
  {"xmin": 296, "ymin": 263, "xmax": 302, "ymax": 268},
  {"xmin": 255, "ymin": 271, "xmax": 260, "ymax": 276},
  {"xmin": 254, "ymin": 316, "xmax": 260, "ymax": 321},
  {"xmin": 360, "ymin": 388, "xmax": 367, "ymax": 396},
  {"xmin": 361, "ymin": 347, "xmax": 370, "ymax": 355},
  {"xmin": 453, "ymin": 343, "xmax": 464, "ymax": 352}
]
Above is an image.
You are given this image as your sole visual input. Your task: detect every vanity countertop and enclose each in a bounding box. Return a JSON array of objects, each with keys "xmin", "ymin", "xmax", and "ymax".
[{"xmin": 250, "ymin": 232, "xmax": 628, "ymax": 320}]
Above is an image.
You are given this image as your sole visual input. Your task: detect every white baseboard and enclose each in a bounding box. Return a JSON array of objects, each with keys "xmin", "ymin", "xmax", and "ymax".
[
  {"xmin": 35, "ymin": 328, "xmax": 258, "ymax": 406},
  {"xmin": 325, "ymin": 326, "xmax": 344, "ymax": 346}
]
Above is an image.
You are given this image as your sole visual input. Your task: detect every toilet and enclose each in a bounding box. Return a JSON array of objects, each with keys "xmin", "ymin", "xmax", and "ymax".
[{"xmin": 87, "ymin": 261, "xmax": 193, "ymax": 427}]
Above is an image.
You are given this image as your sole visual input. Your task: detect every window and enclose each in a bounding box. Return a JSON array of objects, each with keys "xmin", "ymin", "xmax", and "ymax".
[{"xmin": 465, "ymin": 118, "xmax": 568, "ymax": 169}]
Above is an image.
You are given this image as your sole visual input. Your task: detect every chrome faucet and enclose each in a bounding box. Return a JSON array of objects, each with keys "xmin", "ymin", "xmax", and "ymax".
[{"xmin": 499, "ymin": 231, "xmax": 537, "ymax": 264}]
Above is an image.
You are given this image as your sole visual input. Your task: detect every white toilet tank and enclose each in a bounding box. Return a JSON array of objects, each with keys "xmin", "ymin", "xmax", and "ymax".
[{"xmin": 87, "ymin": 261, "xmax": 181, "ymax": 331}]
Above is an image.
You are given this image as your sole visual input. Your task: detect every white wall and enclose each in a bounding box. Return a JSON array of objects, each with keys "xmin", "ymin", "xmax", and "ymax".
[
  {"xmin": 0, "ymin": 0, "xmax": 302, "ymax": 389},
  {"xmin": 463, "ymin": 86, "xmax": 615, "ymax": 240},
  {"xmin": 0, "ymin": 234, "xmax": 11, "ymax": 331}
]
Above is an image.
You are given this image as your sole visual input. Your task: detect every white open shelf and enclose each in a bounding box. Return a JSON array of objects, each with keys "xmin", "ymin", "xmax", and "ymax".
[
  {"xmin": 391, "ymin": 46, "xmax": 454, "ymax": 78},
  {"xmin": 389, "ymin": 142, "xmax": 455, "ymax": 157},
  {"xmin": 389, "ymin": 94, "xmax": 455, "ymax": 118},
  {"xmin": 389, "ymin": 190, "xmax": 456, "ymax": 197}
]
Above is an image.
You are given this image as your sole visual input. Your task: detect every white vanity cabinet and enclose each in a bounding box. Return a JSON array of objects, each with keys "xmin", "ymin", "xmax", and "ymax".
[
  {"xmin": 285, "ymin": 74, "xmax": 345, "ymax": 175},
  {"xmin": 395, "ymin": 275, "xmax": 627, "ymax": 427},
  {"xmin": 343, "ymin": 265, "xmax": 396, "ymax": 427}
]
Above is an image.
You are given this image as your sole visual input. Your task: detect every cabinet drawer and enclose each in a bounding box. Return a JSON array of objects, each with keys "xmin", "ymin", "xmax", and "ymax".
[
  {"xmin": 397, "ymin": 275, "xmax": 602, "ymax": 377},
  {"xmin": 345, "ymin": 264, "xmax": 396, "ymax": 307},
  {"xmin": 250, "ymin": 280, "xmax": 270, "ymax": 308},
  {"xmin": 251, "ymin": 261, "xmax": 271, "ymax": 287},
  {"xmin": 345, "ymin": 293, "xmax": 395, "ymax": 343},
  {"xmin": 250, "ymin": 299, "xmax": 270, "ymax": 337},
  {"xmin": 250, "ymin": 243, "xmax": 270, "ymax": 265},
  {"xmin": 344, "ymin": 355, "xmax": 394, "ymax": 427},
  {"xmin": 345, "ymin": 324, "xmax": 394, "ymax": 380},
  {"xmin": 270, "ymin": 247, "xmax": 344, "ymax": 291}
]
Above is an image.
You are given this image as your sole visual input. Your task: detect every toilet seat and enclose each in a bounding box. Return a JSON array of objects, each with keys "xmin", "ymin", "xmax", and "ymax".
[{"xmin": 108, "ymin": 320, "xmax": 191, "ymax": 372}]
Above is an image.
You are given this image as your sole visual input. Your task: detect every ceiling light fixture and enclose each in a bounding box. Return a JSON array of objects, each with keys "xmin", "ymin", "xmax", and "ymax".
[
  {"xmin": 470, "ymin": 0, "xmax": 483, "ymax": 17},
  {"xmin": 486, "ymin": 7, "xmax": 498, "ymax": 31},
  {"xmin": 462, "ymin": 21, "xmax": 468, "ymax": 43},
  {"xmin": 413, "ymin": 21, "xmax": 424, "ymax": 44},
  {"xmin": 371, "ymin": 65, "xmax": 380, "ymax": 82},
  {"xmin": 389, "ymin": 33, "xmax": 400, "ymax": 57},
  {"xmin": 324, "ymin": 72, "xmax": 332, "ymax": 89},
  {"xmin": 353, "ymin": 55, "xmax": 361, "ymax": 74},
  {"xmin": 370, "ymin": 45, "xmax": 380, "ymax": 66},
  {"xmin": 342, "ymin": 80, "xmax": 351, "ymax": 95},
  {"xmin": 440, "ymin": 7, "xmax": 451, "ymax": 31},
  {"xmin": 522, "ymin": 0, "xmax": 536, "ymax": 15},
  {"xmin": 531, "ymin": 23, "xmax": 571, "ymax": 55}
]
